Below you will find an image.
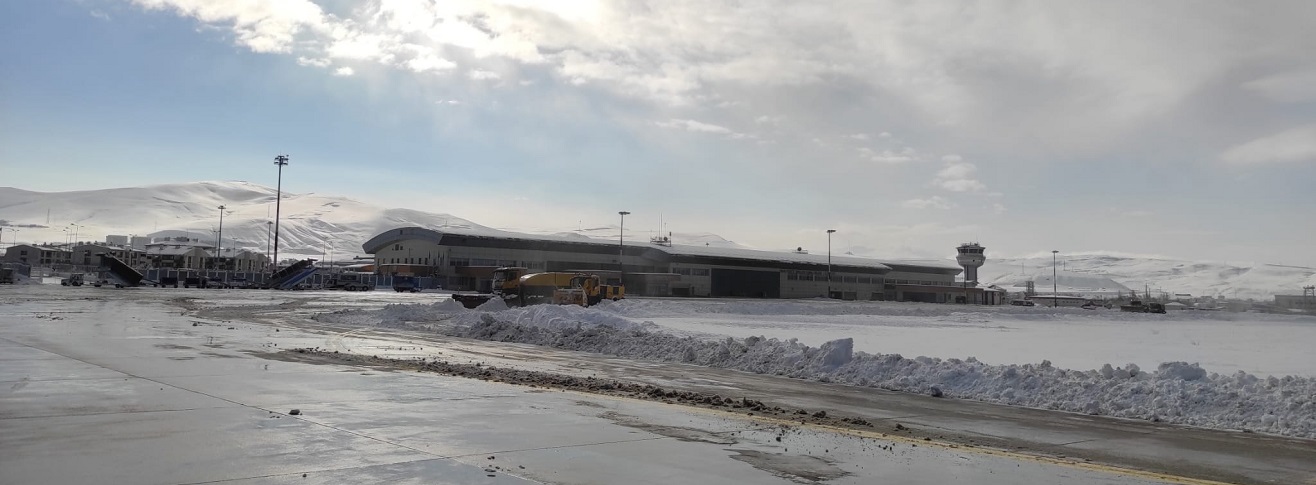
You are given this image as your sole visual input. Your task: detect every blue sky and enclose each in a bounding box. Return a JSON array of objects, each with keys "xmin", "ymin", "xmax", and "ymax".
[{"xmin": 3, "ymin": 1, "xmax": 1315, "ymax": 265}]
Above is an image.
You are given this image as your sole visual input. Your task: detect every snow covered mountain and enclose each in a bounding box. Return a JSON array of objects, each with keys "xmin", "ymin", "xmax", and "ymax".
[
  {"xmin": 979, "ymin": 252, "xmax": 1316, "ymax": 301},
  {"xmin": 0, "ymin": 181, "xmax": 746, "ymax": 261},
  {"xmin": 2, "ymin": 182, "xmax": 1312, "ymax": 299}
]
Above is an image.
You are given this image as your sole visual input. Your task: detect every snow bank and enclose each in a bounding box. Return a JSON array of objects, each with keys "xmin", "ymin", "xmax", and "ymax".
[
  {"xmin": 600, "ymin": 297, "xmax": 1315, "ymax": 324},
  {"xmin": 314, "ymin": 297, "xmax": 652, "ymax": 332},
  {"xmin": 313, "ymin": 300, "xmax": 1316, "ymax": 439}
]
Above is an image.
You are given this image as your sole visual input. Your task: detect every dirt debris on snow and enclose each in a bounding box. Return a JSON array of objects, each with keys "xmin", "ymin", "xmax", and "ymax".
[{"xmin": 276, "ymin": 348, "xmax": 905, "ymax": 436}]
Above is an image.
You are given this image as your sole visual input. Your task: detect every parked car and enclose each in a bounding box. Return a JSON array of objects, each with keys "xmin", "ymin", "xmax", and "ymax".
[{"xmin": 1010, "ymin": 299, "xmax": 1036, "ymax": 307}]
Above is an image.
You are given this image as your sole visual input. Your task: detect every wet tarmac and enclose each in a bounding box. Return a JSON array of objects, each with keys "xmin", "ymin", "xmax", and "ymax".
[{"xmin": 2, "ymin": 285, "xmax": 1312, "ymax": 484}]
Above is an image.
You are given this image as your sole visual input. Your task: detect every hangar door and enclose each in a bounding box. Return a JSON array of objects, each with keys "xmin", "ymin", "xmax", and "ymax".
[{"xmin": 711, "ymin": 268, "xmax": 780, "ymax": 298}]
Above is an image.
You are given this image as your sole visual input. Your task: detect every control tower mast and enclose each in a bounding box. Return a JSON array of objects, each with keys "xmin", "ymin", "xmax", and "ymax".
[{"xmin": 956, "ymin": 243, "xmax": 986, "ymax": 285}]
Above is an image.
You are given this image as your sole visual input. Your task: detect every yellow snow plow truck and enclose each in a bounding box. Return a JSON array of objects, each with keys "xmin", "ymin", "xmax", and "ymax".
[
  {"xmin": 451, "ymin": 267, "xmax": 625, "ymax": 308},
  {"xmin": 551, "ymin": 274, "xmax": 625, "ymax": 307}
]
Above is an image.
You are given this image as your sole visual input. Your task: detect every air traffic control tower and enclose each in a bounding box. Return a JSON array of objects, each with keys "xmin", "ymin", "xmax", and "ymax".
[{"xmin": 956, "ymin": 243, "xmax": 986, "ymax": 285}]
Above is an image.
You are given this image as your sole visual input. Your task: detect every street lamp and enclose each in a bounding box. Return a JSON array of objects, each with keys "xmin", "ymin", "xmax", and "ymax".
[
  {"xmin": 1051, "ymin": 250, "xmax": 1059, "ymax": 308},
  {"xmin": 69, "ymin": 223, "xmax": 84, "ymax": 245},
  {"xmin": 618, "ymin": 211, "xmax": 630, "ymax": 285},
  {"xmin": 216, "ymin": 204, "xmax": 226, "ymax": 271},
  {"xmin": 265, "ymin": 221, "xmax": 273, "ymax": 264},
  {"xmin": 826, "ymin": 229, "xmax": 836, "ymax": 298},
  {"xmin": 272, "ymin": 155, "xmax": 289, "ymax": 271}
]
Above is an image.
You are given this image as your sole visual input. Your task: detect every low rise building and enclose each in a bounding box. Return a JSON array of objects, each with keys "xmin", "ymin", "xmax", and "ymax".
[
  {"xmin": 2, "ymin": 244, "xmax": 72, "ymax": 266},
  {"xmin": 145, "ymin": 245, "xmax": 210, "ymax": 270},
  {"xmin": 361, "ymin": 226, "xmax": 991, "ymax": 302},
  {"xmin": 210, "ymin": 248, "xmax": 270, "ymax": 272},
  {"xmin": 1275, "ymin": 291, "xmax": 1316, "ymax": 312},
  {"xmin": 72, "ymin": 244, "xmax": 147, "ymax": 269}
]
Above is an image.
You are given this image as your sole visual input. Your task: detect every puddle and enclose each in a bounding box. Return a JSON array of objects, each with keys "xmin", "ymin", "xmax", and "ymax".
[
  {"xmin": 726, "ymin": 449, "xmax": 849, "ymax": 483},
  {"xmin": 600, "ymin": 411, "xmax": 738, "ymax": 445}
]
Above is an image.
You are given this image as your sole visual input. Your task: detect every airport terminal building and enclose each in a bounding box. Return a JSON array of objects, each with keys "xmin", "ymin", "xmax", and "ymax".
[{"xmin": 363, "ymin": 227, "xmax": 1000, "ymax": 303}]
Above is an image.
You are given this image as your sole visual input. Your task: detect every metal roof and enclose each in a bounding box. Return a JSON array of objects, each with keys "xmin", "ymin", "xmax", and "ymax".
[{"xmin": 364, "ymin": 226, "xmax": 962, "ymax": 275}]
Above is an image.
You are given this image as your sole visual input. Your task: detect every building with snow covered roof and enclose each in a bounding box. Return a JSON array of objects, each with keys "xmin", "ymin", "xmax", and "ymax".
[
  {"xmin": 72, "ymin": 243, "xmax": 146, "ymax": 269},
  {"xmin": 2, "ymin": 244, "xmax": 72, "ymax": 267},
  {"xmin": 363, "ymin": 226, "xmax": 991, "ymax": 302}
]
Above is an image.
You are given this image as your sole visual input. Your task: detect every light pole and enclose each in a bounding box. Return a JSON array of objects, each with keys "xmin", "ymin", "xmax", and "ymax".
[
  {"xmin": 272, "ymin": 155, "xmax": 289, "ymax": 271},
  {"xmin": 69, "ymin": 223, "xmax": 84, "ymax": 246},
  {"xmin": 826, "ymin": 229, "xmax": 836, "ymax": 298},
  {"xmin": 1051, "ymin": 250, "xmax": 1059, "ymax": 308},
  {"xmin": 618, "ymin": 211, "xmax": 630, "ymax": 285},
  {"xmin": 216, "ymin": 205, "xmax": 226, "ymax": 271},
  {"xmin": 265, "ymin": 221, "xmax": 273, "ymax": 265}
]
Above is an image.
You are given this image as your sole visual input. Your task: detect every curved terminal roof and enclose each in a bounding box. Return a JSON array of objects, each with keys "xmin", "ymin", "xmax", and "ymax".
[{"xmin": 363, "ymin": 226, "xmax": 962, "ymax": 275}]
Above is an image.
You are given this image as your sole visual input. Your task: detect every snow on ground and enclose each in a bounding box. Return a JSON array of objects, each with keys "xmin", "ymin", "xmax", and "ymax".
[
  {"xmin": 313, "ymin": 297, "xmax": 1316, "ymax": 439},
  {"xmin": 599, "ymin": 299, "xmax": 1316, "ymax": 378}
]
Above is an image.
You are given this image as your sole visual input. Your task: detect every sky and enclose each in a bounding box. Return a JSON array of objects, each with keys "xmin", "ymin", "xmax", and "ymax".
[{"xmin": 2, "ymin": 0, "xmax": 1315, "ymax": 266}]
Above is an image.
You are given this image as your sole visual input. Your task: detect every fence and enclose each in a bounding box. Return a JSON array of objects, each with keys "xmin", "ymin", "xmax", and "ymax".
[{"xmin": 140, "ymin": 269, "xmax": 441, "ymax": 290}]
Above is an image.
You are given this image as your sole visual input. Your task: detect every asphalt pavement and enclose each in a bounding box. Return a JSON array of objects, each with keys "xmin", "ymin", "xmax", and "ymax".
[{"xmin": 2, "ymin": 285, "xmax": 1311, "ymax": 484}]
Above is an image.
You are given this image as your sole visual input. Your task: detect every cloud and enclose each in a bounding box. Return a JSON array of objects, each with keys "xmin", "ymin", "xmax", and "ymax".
[
  {"xmin": 333, "ymin": 66, "xmax": 354, "ymax": 77},
  {"xmin": 469, "ymin": 70, "xmax": 501, "ymax": 81},
  {"xmin": 656, "ymin": 119, "xmax": 733, "ymax": 135},
  {"xmin": 934, "ymin": 161, "xmax": 986, "ymax": 192},
  {"xmin": 859, "ymin": 147, "xmax": 918, "ymax": 164},
  {"xmin": 129, "ymin": 0, "xmax": 1316, "ymax": 168},
  {"xmin": 296, "ymin": 56, "xmax": 330, "ymax": 68},
  {"xmin": 131, "ymin": 0, "xmax": 329, "ymax": 53},
  {"xmin": 1242, "ymin": 70, "xmax": 1316, "ymax": 103},
  {"xmin": 1221, "ymin": 124, "xmax": 1316, "ymax": 165},
  {"xmin": 901, "ymin": 196, "xmax": 955, "ymax": 210},
  {"xmin": 992, "ymin": 203, "xmax": 1007, "ymax": 215},
  {"xmin": 405, "ymin": 53, "xmax": 457, "ymax": 73}
]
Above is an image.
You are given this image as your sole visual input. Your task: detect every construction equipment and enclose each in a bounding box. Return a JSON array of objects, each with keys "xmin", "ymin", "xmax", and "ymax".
[
  {"xmin": 552, "ymin": 274, "xmax": 625, "ymax": 307},
  {"xmin": 490, "ymin": 267, "xmax": 530, "ymax": 297},
  {"xmin": 451, "ymin": 267, "xmax": 529, "ymax": 308},
  {"xmin": 61, "ymin": 274, "xmax": 85, "ymax": 286},
  {"xmin": 1120, "ymin": 300, "xmax": 1166, "ymax": 314},
  {"xmin": 450, "ymin": 268, "xmax": 625, "ymax": 308}
]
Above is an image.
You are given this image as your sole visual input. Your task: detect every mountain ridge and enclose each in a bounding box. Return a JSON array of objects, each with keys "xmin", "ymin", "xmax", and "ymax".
[{"xmin": 2, "ymin": 182, "xmax": 1312, "ymax": 299}]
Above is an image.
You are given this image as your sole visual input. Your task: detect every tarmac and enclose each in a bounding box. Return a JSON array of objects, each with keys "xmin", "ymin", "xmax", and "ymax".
[{"xmin": 2, "ymin": 285, "xmax": 1314, "ymax": 484}]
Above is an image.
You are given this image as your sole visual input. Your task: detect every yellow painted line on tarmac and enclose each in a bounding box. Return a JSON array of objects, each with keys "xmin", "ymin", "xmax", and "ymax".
[{"xmin": 564, "ymin": 389, "xmax": 1238, "ymax": 485}]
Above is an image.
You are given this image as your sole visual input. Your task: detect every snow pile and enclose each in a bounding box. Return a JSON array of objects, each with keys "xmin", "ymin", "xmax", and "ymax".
[
  {"xmin": 315, "ymin": 297, "xmax": 651, "ymax": 333},
  {"xmin": 313, "ymin": 300, "xmax": 1316, "ymax": 438},
  {"xmin": 464, "ymin": 315, "xmax": 1315, "ymax": 438}
]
